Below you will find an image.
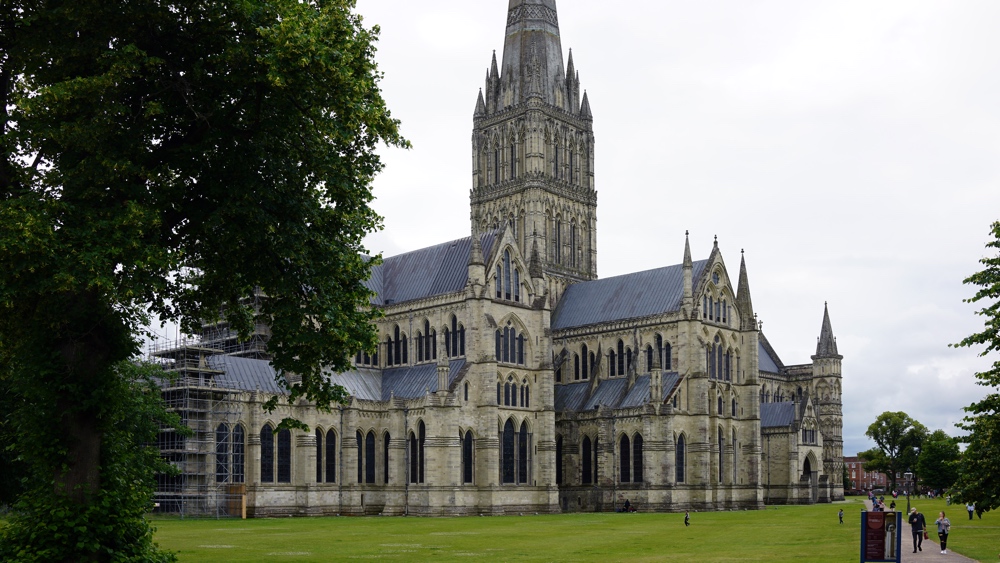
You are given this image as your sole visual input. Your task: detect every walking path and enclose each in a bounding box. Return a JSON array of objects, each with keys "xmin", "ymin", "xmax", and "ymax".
[{"xmin": 864, "ymin": 500, "xmax": 976, "ymax": 563}]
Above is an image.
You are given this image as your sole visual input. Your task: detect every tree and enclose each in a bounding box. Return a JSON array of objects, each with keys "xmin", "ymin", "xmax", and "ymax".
[
  {"xmin": 0, "ymin": 0, "xmax": 403, "ymax": 559},
  {"xmin": 951, "ymin": 221, "xmax": 1000, "ymax": 513},
  {"xmin": 916, "ymin": 429, "xmax": 961, "ymax": 493},
  {"xmin": 859, "ymin": 411, "xmax": 927, "ymax": 492}
]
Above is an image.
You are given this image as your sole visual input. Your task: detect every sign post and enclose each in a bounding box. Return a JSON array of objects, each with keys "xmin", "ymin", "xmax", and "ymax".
[{"xmin": 861, "ymin": 511, "xmax": 902, "ymax": 563}]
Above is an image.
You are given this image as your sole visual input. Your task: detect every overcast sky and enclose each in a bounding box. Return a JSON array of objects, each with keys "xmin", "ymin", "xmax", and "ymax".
[{"xmin": 352, "ymin": 0, "xmax": 1000, "ymax": 458}]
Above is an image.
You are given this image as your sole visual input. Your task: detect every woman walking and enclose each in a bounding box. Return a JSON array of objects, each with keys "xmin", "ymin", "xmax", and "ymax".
[{"xmin": 935, "ymin": 511, "xmax": 951, "ymax": 554}]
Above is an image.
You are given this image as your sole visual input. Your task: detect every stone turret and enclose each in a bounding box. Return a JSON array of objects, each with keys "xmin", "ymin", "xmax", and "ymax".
[{"xmin": 811, "ymin": 303, "xmax": 844, "ymax": 501}]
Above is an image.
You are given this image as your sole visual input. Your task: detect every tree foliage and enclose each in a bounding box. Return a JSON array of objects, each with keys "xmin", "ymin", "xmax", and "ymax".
[
  {"xmin": 0, "ymin": 363, "xmax": 180, "ymax": 562},
  {"xmin": 0, "ymin": 0, "xmax": 403, "ymax": 559},
  {"xmin": 951, "ymin": 221, "xmax": 1000, "ymax": 513},
  {"xmin": 916, "ymin": 429, "xmax": 961, "ymax": 492},
  {"xmin": 860, "ymin": 411, "xmax": 927, "ymax": 492}
]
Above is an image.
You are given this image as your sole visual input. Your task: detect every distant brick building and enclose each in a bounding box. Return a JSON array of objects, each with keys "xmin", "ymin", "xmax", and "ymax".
[{"xmin": 844, "ymin": 456, "xmax": 888, "ymax": 493}]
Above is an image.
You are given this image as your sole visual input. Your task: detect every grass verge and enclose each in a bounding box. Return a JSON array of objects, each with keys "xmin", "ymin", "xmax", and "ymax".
[{"xmin": 150, "ymin": 497, "xmax": 995, "ymax": 562}]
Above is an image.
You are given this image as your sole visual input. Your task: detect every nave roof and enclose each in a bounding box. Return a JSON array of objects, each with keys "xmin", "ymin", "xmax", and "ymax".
[
  {"xmin": 551, "ymin": 260, "xmax": 710, "ymax": 330},
  {"xmin": 555, "ymin": 372, "xmax": 681, "ymax": 412},
  {"xmin": 364, "ymin": 231, "xmax": 498, "ymax": 306}
]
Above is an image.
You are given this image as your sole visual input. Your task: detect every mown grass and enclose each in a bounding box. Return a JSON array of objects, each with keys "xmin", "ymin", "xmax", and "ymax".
[
  {"xmin": 122, "ymin": 496, "xmax": 1000, "ymax": 562},
  {"xmin": 152, "ymin": 497, "xmax": 879, "ymax": 562}
]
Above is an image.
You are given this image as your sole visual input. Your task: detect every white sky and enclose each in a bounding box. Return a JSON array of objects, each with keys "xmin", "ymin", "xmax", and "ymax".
[{"xmin": 354, "ymin": 0, "xmax": 1000, "ymax": 458}]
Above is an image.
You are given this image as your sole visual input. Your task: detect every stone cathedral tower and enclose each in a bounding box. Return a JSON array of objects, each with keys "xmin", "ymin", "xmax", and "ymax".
[{"xmin": 471, "ymin": 0, "xmax": 597, "ymax": 302}]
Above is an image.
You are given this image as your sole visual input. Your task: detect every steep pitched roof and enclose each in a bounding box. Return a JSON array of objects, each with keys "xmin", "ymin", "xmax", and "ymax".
[
  {"xmin": 760, "ymin": 402, "xmax": 797, "ymax": 428},
  {"xmin": 551, "ymin": 260, "xmax": 709, "ymax": 330},
  {"xmin": 758, "ymin": 333, "xmax": 784, "ymax": 374},
  {"xmin": 364, "ymin": 232, "xmax": 497, "ymax": 306},
  {"xmin": 328, "ymin": 359, "xmax": 468, "ymax": 402}
]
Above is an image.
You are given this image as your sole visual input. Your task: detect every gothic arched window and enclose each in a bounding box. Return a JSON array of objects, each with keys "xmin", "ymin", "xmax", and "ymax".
[
  {"xmin": 633, "ymin": 434, "xmax": 644, "ymax": 483},
  {"xmin": 502, "ymin": 419, "xmax": 516, "ymax": 484},
  {"xmin": 216, "ymin": 423, "xmax": 230, "ymax": 484},
  {"xmin": 718, "ymin": 427, "xmax": 724, "ymax": 483},
  {"xmin": 314, "ymin": 428, "xmax": 323, "ymax": 483},
  {"xmin": 556, "ymin": 435, "xmax": 564, "ymax": 485},
  {"xmin": 260, "ymin": 424, "xmax": 274, "ymax": 483},
  {"xmin": 582, "ymin": 436, "xmax": 593, "ymax": 484},
  {"xmin": 383, "ymin": 432, "xmax": 391, "ymax": 485},
  {"xmin": 675, "ymin": 434, "xmax": 686, "ymax": 483},
  {"xmin": 232, "ymin": 424, "xmax": 245, "ymax": 484},
  {"xmin": 581, "ymin": 344, "xmax": 589, "ymax": 379},
  {"xmin": 325, "ymin": 429, "xmax": 336, "ymax": 483},
  {"xmin": 462, "ymin": 430, "xmax": 474, "ymax": 484},
  {"xmin": 620, "ymin": 434, "xmax": 631, "ymax": 483}
]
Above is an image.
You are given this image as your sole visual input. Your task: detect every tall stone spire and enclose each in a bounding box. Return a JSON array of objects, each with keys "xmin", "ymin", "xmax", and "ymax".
[
  {"xmin": 814, "ymin": 303, "xmax": 841, "ymax": 358},
  {"xmin": 501, "ymin": 0, "xmax": 566, "ymax": 107},
  {"xmin": 682, "ymin": 231, "xmax": 693, "ymax": 314},
  {"xmin": 735, "ymin": 250, "xmax": 756, "ymax": 331},
  {"xmin": 471, "ymin": 0, "xmax": 597, "ymax": 284}
]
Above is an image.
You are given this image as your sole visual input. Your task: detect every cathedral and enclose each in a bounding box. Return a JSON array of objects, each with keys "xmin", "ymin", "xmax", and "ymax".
[{"xmin": 153, "ymin": 0, "xmax": 844, "ymax": 517}]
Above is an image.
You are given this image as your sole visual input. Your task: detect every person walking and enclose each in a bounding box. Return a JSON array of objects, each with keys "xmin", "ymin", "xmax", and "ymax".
[
  {"xmin": 967, "ymin": 502, "xmax": 975, "ymax": 520},
  {"xmin": 908, "ymin": 507, "xmax": 926, "ymax": 553},
  {"xmin": 684, "ymin": 511, "xmax": 690, "ymax": 526},
  {"xmin": 935, "ymin": 511, "xmax": 951, "ymax": 554},
  {"xmin": 839, "ymin": 509, "xmax": 844, "ymax": 524}
]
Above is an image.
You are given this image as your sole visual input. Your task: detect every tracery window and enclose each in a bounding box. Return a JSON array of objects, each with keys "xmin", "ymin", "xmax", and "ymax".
[
  {"xmin": 232, "ymin": 425, "xmax": 245, "ymax": 483},
  {"xmin": 495, "ymin": 324, "xmax": 526, "ymax": 365},
  {"xmin": 500, "ymin": 419, "xmax": 531, "ymax": 485}
]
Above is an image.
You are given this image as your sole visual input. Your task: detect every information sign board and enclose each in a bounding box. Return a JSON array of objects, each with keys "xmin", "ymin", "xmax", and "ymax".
[{"xmin": 860, "ymin": 511, "xmax": 901, "ymax": 563}]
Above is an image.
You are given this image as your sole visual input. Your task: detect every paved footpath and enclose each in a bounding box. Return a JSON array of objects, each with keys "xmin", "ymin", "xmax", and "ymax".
[{"xmin": 864, "ymin": 500, "xmax": 977, "ymax": 563}]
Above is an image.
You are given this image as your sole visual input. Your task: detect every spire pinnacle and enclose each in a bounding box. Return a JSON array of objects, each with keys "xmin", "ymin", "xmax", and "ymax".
[
  {"xmin": 683, "ymin": 230, "xmax": 692, "ymax": 268},
  {"xmin": 814, "ymin": 303, "xmax": 841, "ymax": 358},
  {"xmin": 580, "ymin": 90, "xmax": 592, "ymax": 119},
  {"xmin": 474, "ymin": 89, "xmax": 486, "ymax": 117},
  {"xmin": 736, "ymin": 251, "xmax": 755, "ymax": 331}
]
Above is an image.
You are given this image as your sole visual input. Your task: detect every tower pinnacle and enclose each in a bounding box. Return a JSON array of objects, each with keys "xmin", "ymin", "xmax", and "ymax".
[{"xmin": 814, "ymin": 303, "xmax": 841, "ymax": 358}]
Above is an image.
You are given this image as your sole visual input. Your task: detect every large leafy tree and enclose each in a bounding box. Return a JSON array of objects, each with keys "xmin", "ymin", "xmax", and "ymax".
[
  {"xmin": 952, "ymin": 221, "xmax": 1000, "ymax": 513},
  {"xmin": 0, "ymin": 0, "xmax": 403, "ymax": 559},
  {"xmin": 859, "ymin": 411, "xmax": 927, "ymax": 492},
  {"xmin": 916, "ymin": 429, "xmax": 961, "ymax": 493}
]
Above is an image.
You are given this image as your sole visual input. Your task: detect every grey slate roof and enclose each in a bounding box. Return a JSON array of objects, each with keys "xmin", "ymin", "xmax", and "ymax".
[
  {"xmin": 554, "ymin": 372, "xmax": 682, "ymax": 412},
  {"xmin": 551, "ymin": 260, "xmax": 709, "ymax": 330},
  {"xmin": 206, "ymin": 355, "xmax": 283, "ymax": 394},
  {"xmin": 327, "ymin": 359, "xmax": 467, "ymax": 402},
  {"xmin": 760, "ymin": 402, "xmax": 797, "ymax": 428},
  {"xmin": 365, "ymin": 232, "xmax": 497, "ymax": 306},
  {"xmin": 554, "ymin": 381, "xmax": 590, "ymax": 411},
  {"xmin": 758, "ymin": 340, "xmax": 781, "ymax": 374},
  {"xmin": 196, "ymin": 355, "xmax": 467, "ymax": 403}
]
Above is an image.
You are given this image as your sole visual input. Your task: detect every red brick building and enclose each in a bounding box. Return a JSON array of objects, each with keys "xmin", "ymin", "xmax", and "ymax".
[{"xmin": 844, "ymin": 456, "xmax": 889, "ymax": 494}]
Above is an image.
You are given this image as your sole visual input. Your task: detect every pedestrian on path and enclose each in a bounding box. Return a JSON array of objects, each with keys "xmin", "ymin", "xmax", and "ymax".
[
  {"xmin": 684, "ymin": 511, "xmax": 690, "ymax": 526},
  {"xmin": 908, "ymin": 507, "xmax": 926, "ymax": 553},
  {"xmin": 967, "ymin": 502, "xmax": 975, "ymax": 520},
  {"xmin": 935, "ymin": 511, "xmax": 951, "ymax": 554},
  {"xmin": 839, "ymin": 509, "xmax": 844, "ymax": 524}
]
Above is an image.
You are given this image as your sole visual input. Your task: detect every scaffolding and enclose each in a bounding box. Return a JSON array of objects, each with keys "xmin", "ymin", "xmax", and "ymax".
[{"xmin": 150, "ymin": 339, "xmax": 246, "ymax": 518}]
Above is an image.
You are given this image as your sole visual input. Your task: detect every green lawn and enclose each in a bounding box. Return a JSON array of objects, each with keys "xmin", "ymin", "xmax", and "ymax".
[
  {"xmin": 0, "ymin": 497, "xmax": 983, "ymax": 562},
  {"xmin": 151, "ymin": 497, "xmax": 965, "ymax": 563}
]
